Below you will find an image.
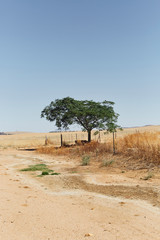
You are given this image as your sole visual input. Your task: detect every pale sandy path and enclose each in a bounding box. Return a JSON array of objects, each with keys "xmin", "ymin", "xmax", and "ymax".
[{"xmin": 0, "ymin": 150, "xmax": 160, "ymax": 240}]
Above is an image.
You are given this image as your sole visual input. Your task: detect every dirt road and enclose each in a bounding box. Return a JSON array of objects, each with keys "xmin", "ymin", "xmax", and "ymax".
[{"xmin": 0, "ymin": 150, "xmax": 160, "ymax": 240}]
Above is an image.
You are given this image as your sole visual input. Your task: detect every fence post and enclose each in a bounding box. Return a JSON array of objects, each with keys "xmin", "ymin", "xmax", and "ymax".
[
  {"xmin": 45, "ymin": 136, "xmax": 48, "ymax": 145},
  {"xmin": 113, "ymin": 131, "xmax": 116, "ymax": 154},
  {"xmin": 99, "ymin": 132, "xmax": 101, "ymax": 143},
  {"xmin": 61, "ymin": 134, "xmax": 63, "ymax": 147}
]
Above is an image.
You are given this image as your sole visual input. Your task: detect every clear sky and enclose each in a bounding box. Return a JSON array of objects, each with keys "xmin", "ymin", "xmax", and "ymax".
[{"xmin": 0, "ymin": 0, "xmax": 160, "ymax": 132}]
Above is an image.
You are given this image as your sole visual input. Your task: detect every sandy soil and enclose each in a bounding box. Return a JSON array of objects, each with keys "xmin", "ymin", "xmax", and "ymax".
[{"xmin": 0, "ymin": 149, "xmax": 160, "ymax": 240}]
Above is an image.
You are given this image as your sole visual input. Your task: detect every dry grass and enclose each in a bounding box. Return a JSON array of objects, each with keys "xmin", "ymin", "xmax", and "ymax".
[
  {"xmin": 37, "ymin": 141, "xmax": 111, "ymax": 168},
  {"xmin": 117, "ymin": 132, "xmax": 160, "ymax": 164},
  {"xmin": 37, "ymin": 141, "xmax": 108, "ymax": 156},
  {"xmin": 0, "ymin": 125, "xmax": 160, "ymax": 149},
  {"xmin": 38, "ymin": 145, "xmax": 71, "ymax": 156},
  {"xmin": 37, "ymin": 131, "xmax": 160, "ymax": 166},
  {"xmin": 1, "ymin": 126, "xmax": 160, "ymax": 166},
  {"xmin": 0, "ymin": 131, "xmax": 89, "ymax": 149}
]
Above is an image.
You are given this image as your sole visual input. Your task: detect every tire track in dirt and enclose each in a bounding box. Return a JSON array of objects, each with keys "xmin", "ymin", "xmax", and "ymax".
[
  {"xmin": 35, "ymin": 174, "xmax": 160, "ymax": 207},
  {"xmin": 4, "ymin": 150, "xmax": 160, "ymax": 208}
]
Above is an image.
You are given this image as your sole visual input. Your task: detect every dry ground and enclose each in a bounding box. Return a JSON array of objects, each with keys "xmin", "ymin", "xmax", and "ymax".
[
  {"xmin": 1, "ymin": 127, "xmax": 160, "ymax": 239},
  {"xmin": 0, "ymin": 149, "xmax": 160, "ymax": 240}
]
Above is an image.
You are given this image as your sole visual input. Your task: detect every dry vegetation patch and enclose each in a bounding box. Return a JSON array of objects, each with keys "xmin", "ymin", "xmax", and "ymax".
[
  {"xmin": 117, "ymin": 132, "xmax": 160, "ymax": 165},
  {"xmin": 37, "ymin": 131, "xmax": 160, "ymax": 169}
]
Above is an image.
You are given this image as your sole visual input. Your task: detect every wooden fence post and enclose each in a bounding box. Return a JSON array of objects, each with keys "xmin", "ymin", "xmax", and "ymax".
[
  {"xmin": 99, "ymin": 132, "xmax": 101, "ymax": 143},
  {"xmin": 61, "ymin": 134, "xmax": 63, "ymax": 147},
  {"xmin": 113, "ymin": 131, "xmax": 116, "ymax": 154},
  {"xmin": 45, "ymin": 136, "xmax": 48, "ymax": 145}
]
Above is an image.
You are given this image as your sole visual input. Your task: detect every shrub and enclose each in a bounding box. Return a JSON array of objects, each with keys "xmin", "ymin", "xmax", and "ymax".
[
  {"xmin": 102, "ymin": 159, "xmax": 114, "ymax": 167},
  {"xmin": 143, "ymin": 172, "xmax": 153, "ymax": 180},
  {"xmin": 82, "ymin": 155, "xmax": 90, "ymax": 166}
]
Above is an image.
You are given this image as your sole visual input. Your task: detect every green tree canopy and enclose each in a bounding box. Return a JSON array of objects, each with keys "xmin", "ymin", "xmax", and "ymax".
[{"xmin": 41, "ymin": 97, "xmax": 120, "ymax": 142}]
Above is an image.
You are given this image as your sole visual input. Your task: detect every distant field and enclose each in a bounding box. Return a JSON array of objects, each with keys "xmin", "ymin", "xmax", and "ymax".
[{"xmin": 0, "ymin": 125, "xmax": 160, "ymax": 149}]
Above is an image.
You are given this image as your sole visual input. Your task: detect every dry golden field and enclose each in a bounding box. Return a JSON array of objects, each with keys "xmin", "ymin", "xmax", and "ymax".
[{"xmin": 0, "ymin": 125, "xmax": 160, "ymax": 149}]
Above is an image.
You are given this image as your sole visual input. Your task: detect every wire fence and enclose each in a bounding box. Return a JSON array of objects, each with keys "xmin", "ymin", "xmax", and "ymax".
[{"xmin": 45, "ymin": 131, "xmax": 114, "ymax": 147}]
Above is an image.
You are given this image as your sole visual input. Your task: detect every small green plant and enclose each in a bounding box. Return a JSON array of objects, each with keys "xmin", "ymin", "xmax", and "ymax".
[
  {"xmin": 20, "ymin": 164, "xmax": 47, "ymax": 172},
  {"xmin": 20, "ymin": 164, "xmax": 60, "ymax": 177},
  {"xmin": 38, "ymin": 169, "xmax": 60, "ymax": 176},
  {"xmin": 143, "ymin": 172, "xmax": 153, "ymax": 180},
  {"xmin": 102, "ymin": 159, "xmax": 114, "ymax": 167},
  {"xmin": 71, "ymin": 171, "xmax": 77, "ymax": 174},
  {"xmin": 82, "ymin": 155, "xmax": 90, "ymax": 166},
  {"xmin": 41, "ymin": 171, "xmax": 50, "ymax": 175},
  {"xmin": 50, "ymin": 172, "xmax": 60, "ymax": 175}
]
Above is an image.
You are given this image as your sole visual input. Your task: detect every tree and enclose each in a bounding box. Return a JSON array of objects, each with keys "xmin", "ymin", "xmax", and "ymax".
[{"xmin": 41, "ymin": 97, "xmax": 120, "ymax": 142}]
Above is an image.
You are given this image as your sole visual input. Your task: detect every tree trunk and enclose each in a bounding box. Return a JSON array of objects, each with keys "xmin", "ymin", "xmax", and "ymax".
[{"xmin": 87, "ymin": 130, "xmax": 91, "ymax": 142}]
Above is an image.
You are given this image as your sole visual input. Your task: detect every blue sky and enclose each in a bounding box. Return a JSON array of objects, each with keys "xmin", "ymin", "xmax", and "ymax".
[{"xmin": 0, "ymin": 0, "xmax": 160, "ymax": 132}]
